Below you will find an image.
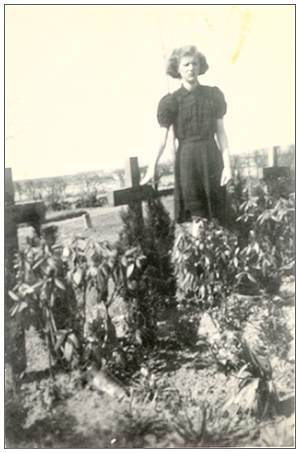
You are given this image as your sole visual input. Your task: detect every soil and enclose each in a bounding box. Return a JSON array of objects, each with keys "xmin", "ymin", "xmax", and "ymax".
[{"xmin": 5, "ymin": 298, "xmax": 295, "ymax": 448}]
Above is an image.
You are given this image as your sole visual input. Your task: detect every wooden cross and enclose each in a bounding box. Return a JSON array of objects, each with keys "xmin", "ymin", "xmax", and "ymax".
[{"xmin": 108, "ymin": 157, "xmax": 173, "ymax": 223}]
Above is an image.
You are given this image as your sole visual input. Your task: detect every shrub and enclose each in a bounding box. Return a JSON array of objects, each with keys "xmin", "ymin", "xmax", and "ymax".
[
  {"xmin": 171, "ymin": 175, "xmax": 294, "ymax": 350},
  {"xmin": 173, "ymin": 219, "xmax": 239, "ymax": 309},
  {"xmin": 8, "ymin": 235, "xmax": 80, "ymax": 372},
  {"xmin": 173, "ymin": 176, "xmax": 295, "ymax": 304},
  {"xmin": 116, "ymin": 199, "xmax": 176, "ymax": 347},
  {"xmin": 9, "ymin": 230, "xmax": 150, "ymax": 381},
  {"xmin": 236, "ymin": 185, "xmax": 295, "ymax": 293}
]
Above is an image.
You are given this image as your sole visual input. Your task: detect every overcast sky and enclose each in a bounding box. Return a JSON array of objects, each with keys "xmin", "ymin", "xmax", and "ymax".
[{"xmin": 5, "ymin": 4, "xmax": 295, "ymax": 180}]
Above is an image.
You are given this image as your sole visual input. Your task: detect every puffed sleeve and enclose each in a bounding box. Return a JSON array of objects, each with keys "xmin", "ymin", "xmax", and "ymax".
[
  {"xmin": 157, "ymin": 93, "xmax": 177, "ymax": 128},
  {"xmin": 212, "ymin": 86, "xmax": 227, "ymax": 119}
]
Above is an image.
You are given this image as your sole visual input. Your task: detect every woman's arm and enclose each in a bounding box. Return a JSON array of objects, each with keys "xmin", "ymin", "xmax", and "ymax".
[
  {"xmin": 216, "ymin": 118, "xmax": 232, "ymax": 186},
  {"xmin": 141, "ymin": 127, "xmax": 169, "ymax": 186}
]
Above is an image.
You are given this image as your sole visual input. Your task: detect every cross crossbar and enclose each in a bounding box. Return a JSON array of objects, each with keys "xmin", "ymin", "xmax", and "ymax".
[
  {"xmin": 109, "ymin": 185, "xmax": 173, "ymax": 207},
  {"xmin": 108, "ymin": 156, "xmax": 174, "ymax": 211},
  {"xmin": 15, "ymin": 200, "xmax": 46, "ymax": 229}
]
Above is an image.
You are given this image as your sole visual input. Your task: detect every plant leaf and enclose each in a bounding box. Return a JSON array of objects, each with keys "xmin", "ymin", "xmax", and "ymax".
[
  {"xmin": 18, "ymin": 301, "xmax": 28, "ymax": 313},
  {"xmin": 25, "ymin": 286, "xmax": 35, "ymax": 295},
  {"xmin": 32, "ymin": 257, "xmax": 46, "ymax": 270},
  {"xmin": 8, "ymin": 290, "xmax": 20, "ymax": 302},
  {"xmin": 54, "ymin": 278, "xmax": 66, "ymax": 291},
  {"xmin": 50, "ymin": 293, "xmax": 55, "ymax": 308},
  {"xmin": 126, "ymin": 263, "xmax": 135, "ymax": 278},
  {"xmin": 66, "ymin": 333, "xmax": 79, "ymax": 349},
  {"xmin": 247, "ymin": 273, "xmax": 257, "ymax": 284},
  {"xmin": 54, "ymin": 329, "xmax": 68, "ymax": 351},
  {"xmin": 64, "ymin": 340, "xmax": 73, "ymax": 362},
  {"xmin": 125, "ymin": 247, "xmax": 138, "ymax": 257},
  {"xmin": 10, "ymin": 304, "xmax": 19, "ymax": 317},
  {"xmin": 32, "ymin": 281, "xmax": 44, "ymax": 291},
  {"xmin": 73, "ymin": 269, "xmax": 82, "ymax": 286}
]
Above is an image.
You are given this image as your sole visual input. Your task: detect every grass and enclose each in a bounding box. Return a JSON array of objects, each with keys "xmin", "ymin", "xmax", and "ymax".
[{"xmin": 18, "ymin": 196, "xmax": 175, "ymax": 247}]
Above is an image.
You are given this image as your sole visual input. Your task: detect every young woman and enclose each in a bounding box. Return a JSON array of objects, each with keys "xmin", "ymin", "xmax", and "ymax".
[{"xmin": 142, "ymin": 45, "xmax": 232, "ymax": 230}]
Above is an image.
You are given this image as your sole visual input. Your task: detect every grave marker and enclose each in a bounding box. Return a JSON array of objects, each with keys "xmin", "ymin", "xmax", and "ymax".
[
  {"xmin": 108, "ymin": 157, "xmax": 173, "ymax": 223},
  {"xmin": 5, "ymin": 168, "xmax": 47, "ymax": 378},
  {"xmin": 263, "ymin": 146, "xmax": 291, "ymax": 180},
  {"xmin": 5, "ymin": 169, "xmax": 27, "ymax": 378}
]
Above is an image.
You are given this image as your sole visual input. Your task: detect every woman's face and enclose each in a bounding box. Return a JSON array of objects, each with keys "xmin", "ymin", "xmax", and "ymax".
[{"xmin": 178, "ymin": 55, "xmax": 200, "ymax": 83}]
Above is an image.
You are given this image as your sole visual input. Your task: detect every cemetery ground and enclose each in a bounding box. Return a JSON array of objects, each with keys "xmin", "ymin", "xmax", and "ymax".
[{"xmin": 6, "ymin": 195, "xmax": 295, "ymax": 448}]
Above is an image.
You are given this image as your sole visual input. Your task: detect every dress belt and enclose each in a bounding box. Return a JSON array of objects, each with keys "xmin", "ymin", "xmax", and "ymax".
[{"xmin": 179, "ymin": 135, "xmax": 214, "ymax": 143}]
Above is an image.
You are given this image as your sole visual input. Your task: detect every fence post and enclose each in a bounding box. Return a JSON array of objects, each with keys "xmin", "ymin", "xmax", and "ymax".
[
  {"xmin": 82, "ymin": 212, "xmax": 92, "ymax": 229},
  {"xmin": 267, "ymin": 146, "xmax": 279, "ymax": 167}
]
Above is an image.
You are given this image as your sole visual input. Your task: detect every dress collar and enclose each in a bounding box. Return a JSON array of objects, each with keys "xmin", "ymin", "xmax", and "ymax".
[{"xmin": 178, "ymin": 83, "xmax": 203, "ymax": 97}]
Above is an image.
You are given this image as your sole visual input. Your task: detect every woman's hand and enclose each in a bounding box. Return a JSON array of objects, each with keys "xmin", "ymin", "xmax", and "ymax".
[
  {"xmin": 215, "ymin": 120, "xmax": 232, "ymax": 186},
  {"xmin": 141, "ymin": 127, "xmax": 169, "ymax": 188},
  {"xmin": 220, "ymin": 165, "xmax": 232, "ymax": 186},
  {"xmin": 140, "ymin": 163, "xmax": 158, "ymax": 188},
  {"xmin": 141, "ymin": 128, "xmax": 169, "ymax": 188}
]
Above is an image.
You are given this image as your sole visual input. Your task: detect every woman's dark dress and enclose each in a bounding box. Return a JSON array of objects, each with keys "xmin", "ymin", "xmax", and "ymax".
[{"xmin": 157, "ymin": 84, "xmax": 227, "ymax": 224}]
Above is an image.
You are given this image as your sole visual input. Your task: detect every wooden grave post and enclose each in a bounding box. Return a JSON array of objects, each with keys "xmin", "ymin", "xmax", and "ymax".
[
  {"xmin": 5, "ymin": 168, "xmax": 47, "ymax": 378},
  {"xmin": 5, "ymin": 168, "xmax": 27, "ymax": 378},
  {"xmin": 124, "ymin": 157, "xmax": 144, "ymax": 225},
  {"xmin": 108, "ymin": 157, "xmax": 173, "ymax": 217}
]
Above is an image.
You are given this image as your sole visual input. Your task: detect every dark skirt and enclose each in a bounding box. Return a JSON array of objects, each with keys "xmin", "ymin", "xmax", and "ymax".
[{"xmin": 174, "ymin": 137, "xmax": 227, "ymax": 225}]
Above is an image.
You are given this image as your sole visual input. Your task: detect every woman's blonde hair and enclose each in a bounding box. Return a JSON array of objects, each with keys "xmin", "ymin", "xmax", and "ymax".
[{"xmin": 166, "ymin": 45, "xmax": 209, "ymax": 79}]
